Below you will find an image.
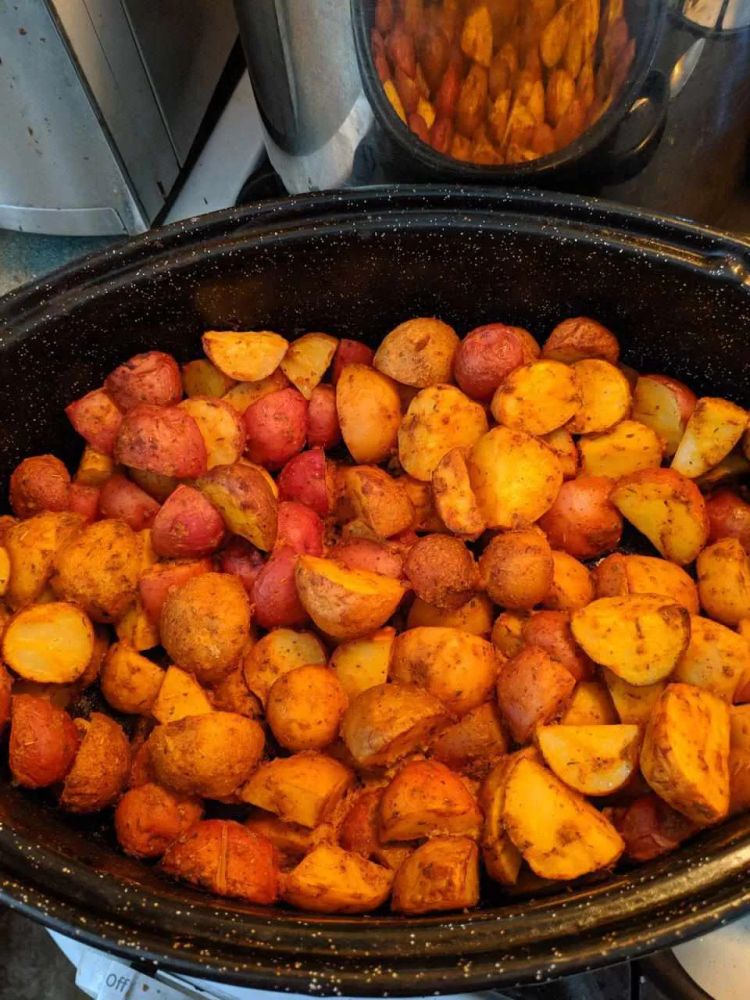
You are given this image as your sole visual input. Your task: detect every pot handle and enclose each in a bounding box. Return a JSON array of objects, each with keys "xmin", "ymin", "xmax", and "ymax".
[{"xmin": 595, "ymin": 70, "xmax": 669, "ymax": 185}]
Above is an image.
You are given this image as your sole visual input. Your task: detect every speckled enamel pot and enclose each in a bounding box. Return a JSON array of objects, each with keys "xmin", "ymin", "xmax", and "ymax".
[{"xmin": 1, "ymin": 188, "xmax": 750, "ymax": 994}]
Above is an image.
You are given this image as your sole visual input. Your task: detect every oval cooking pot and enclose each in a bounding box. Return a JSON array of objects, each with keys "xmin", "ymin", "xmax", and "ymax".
[{"xmin": 1, "ymin": 187, "xmax": 750, "ymax": 994}]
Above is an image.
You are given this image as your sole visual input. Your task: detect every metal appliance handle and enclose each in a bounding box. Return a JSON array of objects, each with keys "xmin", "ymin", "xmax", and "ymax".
[{"xmin": 594, "ymin": 70, "xmax": 670, "ymax": 185}]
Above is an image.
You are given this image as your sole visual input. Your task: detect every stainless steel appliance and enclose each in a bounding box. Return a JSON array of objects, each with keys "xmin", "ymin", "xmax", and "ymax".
[
  {"xmin": 235, "ymin": 0, "xmax": 750, "ymax": 224},
  {"xmin": 0, "ymin": 0, "xmax": 237, "ymax": 235}
]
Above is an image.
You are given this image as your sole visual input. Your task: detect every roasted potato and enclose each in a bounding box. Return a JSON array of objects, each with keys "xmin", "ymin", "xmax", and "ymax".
[
  {"xmin": 560, "ymin": 681, "xmax": 617, "ymax": 726},
  {"xmin": 632, "ymin": 374, "xmax": 697, "ymax": 458},
  {"xmin": 399, "ymin": 385, "xmax": 489, "ymax": 481},
  {"xmin": 2, "ymin": 601, "xmax": 95, "ymax": 684},
  {"xmin": 52, "ymin": 519, "xmax": 139, "ymax": 622},
  {"xmin": 491, "ymin": 609, "xmax": 527, "ymax": 658},
  {"xmin": 332, "ymin": 539, "xmax": 404, "ymax": 579},
  {"xmin": 60, "ymin": 712, "xmax": 130, "ymax": 813},
  {"xmin": 336, "ymin": 364, "xmax": 401, "ymax": 464},
  {"xmin": 697, "ymin": 537, "xmax": 750, "ymax": 627},
  {"xmin": 104, "ymin": 351, "xmax": 181, "ymax": 410},
  {"xmin": 611, "ymin": 468, "xmax": 709, "ymax": 566},
  {"xmin": 115, "ymin": 783, "xmax": 203, "ymax": 859},
  {"xmin": 253, "ymin": 546, "xmax": 310, "ymax": 629},
  {"xmin": 640, "ymin": 683, "xmax": 730, "ymax": 824},
  {"xmin": 431, "ymin": 446, "xmax": 486, "ymax": 538},
  {"xmin": 100, "ymin": 642, "xmax": 164, "ymax": 714},
  {"xmin": 240, "ymin": 751, "xmax": 353, "ymax": 827},
  {"xmin": 178, "ymin": 396, "xmax": 246, "ymax": 468},
  {"xmin": 391, "ymin": 836, "xmax": 479, "ymax": 914},
  {"xmin": 275, "ymin": 501, "xmax": 324, "ymax": 557},
  {"xmin": 537, "ymin": 724, "xmax": 640, "ymax": 796},
  {"xmin": 332, "ymin": 338, "xmax": 375, "ymax": 384},
  {"xmin": 9, "ymin": 454, "xmax": 71, "ymax": 518},
  {"xmin": 729, "ymin": 705, "xmax": 750, "ymax": 813},
  {"xmin": 283, "ymin": 844, "xmax": 393, "ymax": 913},
  {"xmin": 541, "ymin": 428, "xmax": 579, "ymax": 479},
  {"xmin": 342, "ymin": 465, "xmax": 415, "ymax": 538},
  {"xmin": 707, "ymin": 489, "xmax": 750, "ymax": 552},
  {"xmin": 245, "ymin": 811, "xmax": 311, "ymax": 863},
  {"xmin": 430, "ymin": 702, "xmax": 508, "ymax": 774},
  {"xmin": 277, "ymin": 447, "xmax": 334, "ymax": 517},
  {"xmin": 611, "ymin": 793, "xmax": 697, "ymax": 862},
  {"xmin": 373, "ymin": 317, "xmax": 459, "ymax": 388},
  {"xmin": 673, "ymin": 615, "xmax": 750, "ymax": 701},
  {"xmin": 543, "ymin": 550, "xmax": 595, "ymax": 611},
  {"xmin": 182, "ymin": 358, "xmax": 236, "ymax": 398},
  {"xmin": 197, "ymin": 461, "xmax": 278, "ymax": 551},
  {"xmin": 603, "ymin": 668, "xmax": 666, "ymax": 726},
  {"xmin": 480, "ymin": 749, "xmax": 538, "ymax": 887},
  {"xmin": 522, "ymin": 610, "xmax": 592, "ymax": 681},
  {"xmin": 407, "ymin": 593, "xmax": 494, "ymax": 635},
  {"xmin": 151, "ymin": 485, "xmax": 225, "ymax": 559},
  {"xmin": 243, "ymin": 627, "xmax": 326, "ymax": 705},
  {"xmin": 149, "ymin": 712, "xmax": 264, "ymax": 799},
  {"xmin": 671, "ymin": 397, "xmax": 747, "ymax": 479},
  {"xmin": 391, "ymin": 627, "xmax": 498, "ymax": 716},
  {"xmin": 331, "ymin": 629, "xmax": 394, "ymax": 700},
  {"xmin": 404, "ymin": 534, "xmax": 478, "ymax": 610},
  {"xmin": 162, "ymin": 818, "xmax": 279, "ymax": 903},
  {"xmin": 572, "ymin": 595, "xmax": 689, "ymax": 686},
  {"xmin": 98, "ymin": 474, "xmax": 159, "ymax": 531},
  {"xmin": 4, "ymin": 511, "xmax": 85, "ymax": 610},
  {"xmin": 542, "ymin": 317, "xmax": 619, "ymax": 365},
  {"xmin": 279, "ymin": 332, "xmax": 337, "ymax": 398},
  {"xmin": 497, "ymin": 646, "xmax": 576, "ymax": 743},
  {"xmin": 295, "ymin": 555, "xmax": 407, "ymax": 641},
  {"xmin": 115, "ymin": 404, "xmax": 206, "ymax": 479},
  {"xmin": 307, "ymin": 384, "xmax": 341, "ymax": 449},
  {"xmin": 243, "ymin": 388, "xmax": 308, "ymax": 470},
  {"xmin": 503, "ymin": 757, "xmax": 624, "ymax": 879},
  {"xmin": 266, "ymin": 664, "xmax": 348, "ymax": 751},
  {"xmin": 379, "ymin": 759, "xmax": 482, "ymax": 841},
  {"xmin": 222, "ymin": 369, "xmax": 290, "ymax": 413},
  {"xmin": 469, "ymin": 427, "xmax": 563, "ymax": 529},
  {"xmin": 579, "ymin": 420, "xmax": 663, "ymax": 479},
  {"xmin": 65, "ymin": 390, "xmax": 123, "ymax": 456},
  {"xmin": 479, "ymin": 528, "xmax": 553, "ymax": 609},
  {"xmin": 454, "ymin": 323, "xmax": 537, "ymax": 402},
  {"xmin": 202, "ymin": 330, "xmax": 288, "ymax": 382},
  {"xmin": 567, "ymin": 359, "xmax": 631, "ymax": 434},
  {"xmin": 9, "ymin": 694, "xmax": 79, "ymax": 788},
  {"xmin": 138, "ymin": 557, "xmax": 212, "ymax": 622},
  {"xmin": 492, "ymin": 360, "xmax": 581, "ymax": 435},
  {"xmin": 341, "ymin": 682, "xmax": 447, "ymax": 768},
  {"xmin": 151, "ymin": 665, "xmax": 213, "ymax": 724},
  {"xmin": 593, "ymin": 553, "xmax": 699, "ymax": 614},
  {"xmin": 538, "ymin": 475, "xmax": 622, "ymax": 559}
]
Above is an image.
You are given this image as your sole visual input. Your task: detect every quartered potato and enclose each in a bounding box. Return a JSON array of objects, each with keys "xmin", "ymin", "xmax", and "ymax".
[
  {"xmin": 671, "ymin": 397, "xmax": 747, "ymax": 478},
  {"xmin": 374, "ymin": 317, "xmax": 460, "ymax": 388},
  {"xmin": 579, "ymin": 420, "xmax": 662, "ymax": 479},
  {"xmin": 340, "ymin": 682, "xmax": 447, "ymax": 768},
  {"xmin": 202, "ymin": 330, "xmax": 288, "ymax": 382},
  {"xmin": 571, "ymin": 595, "xmax": 690, "ymax": 685},
  {"xmin": 282, "ymin": 844, "xmax": 393, "ymax": 913},
  {"xmin": 240, "ymin": 751, "xmax": 353, "ymax": 827},
  {"xmin": 543, "ymin": 550, "xmax": 595, "ymax": 611},
  {"xmin": 379, "ymin": 759, "xmax": 482, "ymax": 841},
  {"xmin": 537, "ymin": 724, "xmax": 641, "ymax": 796},
  {"xmin": 336, "ymin": 364, "xmax": 401, "ymax": 464},
  {"xmin": 491, "ymin": 360, "xmax": 580, "ymax": 435},
  {"xmin": 503, "ymin": 757, "xmax": 624, "ymax": 880},
  {"xmin": 696, "ymin": 537, "xmax": 750, "ymax": 626},
  {"xmin": 431, "ymin": 447, "xmax": 486, "ymax": 538},
  {"xmin": 330, "ymin": 629, "xmax": 394, "ymax": 700},
  {"xmin": 603, "ymin": 669, "xmax": 666, "ymax": 726},
  {"xmin": 280, "ymin": 333, "xmax": 338, "ymax": 398},
  {"xmin": 567, "ymin": 359, "xmax": 631, "ymax": 434},
  {"xmin": 391, "ymin": 836, "xmax": 480, "ymax": 914},
  {"xmin": 560, "ymin": 681, "xmax": 617, "ymax": 726},
  {"xmin": 593, "ymin": 553, "xmax": 699, "ymax": 614},
  {"xmin": 673, "ymin": 615, "xmax": 750, "ymax": 701},
  {"xmin": 631, "ymin": 374, "xmax": 697, "ymax": 458},
  {"xmin": 399, "ymin": 385, "xmax": 488, "ymax": 481}
]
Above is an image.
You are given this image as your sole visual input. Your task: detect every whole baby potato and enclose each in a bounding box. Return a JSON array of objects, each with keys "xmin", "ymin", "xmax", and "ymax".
[
  {"xmin": 10, "ymin": 454, "xmax": 71, "ymax": 518},
  {"xmin": 404, "ymin": 534, "xmax": 478, "ymax": 609},
  {"xmin": 9, "ymin": 694, "xmax": 79, "ymax": 788},
  {"xmin": 160, "ymin": 572, "xmax": 251, "ymax": 684},
  {"xmin": 538, "ymin": 476, "xmax": 622, "ymax": 559},
  {"xmin": 266, "ymin": 664, "xmax": 348, "ymax": 751},
  {"xmin": 105, "ymin": 350, "xmax": 182, "ymax": 410},
  {"xmin": 52, "ymin": 519, "xmax": 139, "ymax": 622},
  {"xmin": 243, "ymin": 388, "xmax": 308, "ymax": 470},
  {"xmin": 149, "ymin": 712, "xmax": 265, "ymax": 799},
  {"xmin": 479, "ymin": 529, "xmax": 553, "ymax": 609},
  {"xmin": 115, "ymin": 782, "xmax": 204, "ymax": 859}
]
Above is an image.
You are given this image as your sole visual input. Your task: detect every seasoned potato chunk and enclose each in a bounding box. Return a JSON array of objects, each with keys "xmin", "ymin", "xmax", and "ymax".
[
  {"xmin": 243, "ymin": 628, "xmax": 326, "ymax": 705},
  {"xmin": 151, "ymin": 665, "xmax": 213, "ymax": 724},
  {"xmin": 697, "ymin": 537, "xmax": 750, "ymax": 627},
  {"xmin": 640, "ymin": 683, "xmax": 730, "ymax": 824},
  {"xmin": 560, "ymin": 681, "xmax": 617, "ymax": 726},
  {"xmin": 543, "ymin": 550, "xmax": 595, "ymax": 611},
  {"xmin": 603, "ymin": 669, "xmax": 666, "ymax": 726},
  {"xmin": 491, "ymin": 360, "xmax": 580, "ymax": 435},
  {"xmin": 202, "ymin": 330, "xmax": 288, "ymax": 382},
  {"xmin": 4, "ymin": 512, "xmax": 84, "ymax": 610},
  {"xmin": 336, "ymin": 364, "xmax": 401, "ymax": 464},
  {"xmin": 399, "ymin": 385, "xmax": 488, "ymax": 481},
  {"xmin": 497, "ymin": 646, "xmax": 576, "ymax": 743},
  {"xmin": 503, "ymin": 757, "xmax": 624, "ymax": 879},
  {"xmin": 266, "ymin": 664, "xmax": 347, "ymax": 751},
  {"xmin": 673, "ymin": 616, "xmax": 750, "ymax": 701},
  {"xmin": 593, "ymin": 553, "xmax": 699, "ymax": 614},
  {"xmin": 432, "ymin": 446, "xmax": 486, "ymax": 540},
  {"xmin": 2, "ymin": 602, "xmax": 94, "ymax": 684},
  {"xmin": 579, "ymin": 420, "xmax": 662, "ymax": 479},
  {"xmin": 391, "ymin": 836, "xmax": 480, "ymax": 914},
  {"xmin": 671, "ymin": 397, "xmax": 747, "ymax": 478},
  {"xmin": 479, "ymin": 528, "xmax": 553, "ymax": 609},
  {"xmin": 60, "ymin": 713, "xmax": 130, "ymax": 813},
  {"xmin": 374, "ymin": 317, "xmax": 460, "ymax": 388},
  {"xmin": 280, "ymin": 332, "xmax": 337, "ymax": 398},
  {"xmin": 100, "ymin": 642, "xmax": 164, "ymax": 714},
  {"xmin": 537, "ymin": 724, "xmax": 640, "ymax": 796},
  {"xmin": 240, "ymin": 751, "xmax": 353, "ymax": 827},
  {"xmin": 567, "ymin": 359, "xmax": 631, "ymax": 434},
  {"xmin": 430, "ymin": 702, "xmax": 507, "ymax": 774},
  {"xmin": 379, "ymin": 759, "xmax": 482, "ymax": 841},
  {"xmin": 340, "ymin": 682, "xmax": 447, "ymax": 768},
  {"xmin": 52, "ymin": 519, "xmax": 139, "ymax": 622},
  {"xmin": 283, "ymin": 844, "xmax": 393, "ymax": 913},
  {"xmin": 330, "ymin": 629, "xmax": 394, "ymax": 700}
]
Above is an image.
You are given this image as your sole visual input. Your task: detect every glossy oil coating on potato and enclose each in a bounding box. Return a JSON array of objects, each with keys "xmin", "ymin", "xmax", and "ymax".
[{"xmin": 4, "ymin": 315, "xmax": 750, "ymax": 917}]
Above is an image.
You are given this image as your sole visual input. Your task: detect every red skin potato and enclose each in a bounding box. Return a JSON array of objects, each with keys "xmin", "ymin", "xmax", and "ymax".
[
  {"xmin": 640, "ymin": 373, "xmax": 697, "ymax": 424},
  {"xmin": 243, "ymin": 388, "xmax": 308, "ymax": 470},
  {"xmin": 105, "ymin": 351, "xmax": 182, "ymax": 411},
  {"xmin": 0, "ymin": 664, "xmax": 11, "ymax": 733},
  {"xmin": 521, "ymin": 611, "xmax": 593, "ymax": 682},
  {"xmin": 277, "ymin": 447, "xmax": 334, "ymax": 516},
  {"xmin": 252, "ymin": 546, "xmax": 308, "ymax": 629},
  {"xmin": 68, "ymin": 483, "xmax": 100, "ymax": 523},
  {"xmin": 115, "ymin": 783, "xmax": 204, "ymax": 859},
  {"xmin": 9, "ymin": 695, "xmax": 80, "ymax": 788},
  {"xmin": 707, "ymin": 489, "xmax": 750, "ymax": 553},
  {"xmin": 496, "ymin": 646, "xmax": 576, "ymax": 744},
  {"xmin": 0, "ymin": 515, "xmax": 17, "ymax": 544},
  {"xmin": 454, "ymin": 324, "xmax": 536, "ymax": 402},
  {"xmin": 276, "ymin": 501, "xmax": 324, "ymax": 557},
  {"xmin": 9, "ymin": 454, "xmax": 71, "ymax": 518},
  {"xmin": 151, "ymin": 484, "xmax": 225, "ymax": 558},
  {"xmin": 162, "ymin": 818, "xmax": 279, "ymax": 904},
  {"xmin": 307, "ymin": 385, "xmax": 342, "ymax": 449},
  {"xmin": 138, "ymin": 558, "xmax": 214, "ymax": 622},
  {"xmin": 98, "ymin": 473, "xmax": 160, "ymax": 530},
  {"xmin": 65, "ymin": 388, "xmax": 123, "ymax": 455},
  {"xmin": 217, "ymin": 538, "xmax": 265, "ymax": 596},
  {"xmin": 330, "ymin": 539, "xmax": 404, "ymax": 578},
  {"xmin": 538, "ymin": 476, "xmax": 623, "ymax": 560},
  {"xmin": 611, "ymin": 794, "xmax": 697, "ymax": 862},
  {"xmin": 115, "ymin": 404, "xmax": 207, "ymax": 478},
  {"xmin": 332, "ymin": 340, "xmax": 375, "ymax": 385}
]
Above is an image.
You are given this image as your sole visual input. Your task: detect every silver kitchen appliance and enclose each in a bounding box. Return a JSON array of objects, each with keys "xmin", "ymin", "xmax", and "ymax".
[{"xmin": 0, "ymin": 0, "xmax": 238, "ymax": 235}]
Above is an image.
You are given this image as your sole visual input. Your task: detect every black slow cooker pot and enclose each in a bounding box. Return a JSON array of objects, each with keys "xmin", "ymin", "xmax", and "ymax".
[{"xmin": 1, "ymin": 188, "xmax": 750, "ymax": 994}]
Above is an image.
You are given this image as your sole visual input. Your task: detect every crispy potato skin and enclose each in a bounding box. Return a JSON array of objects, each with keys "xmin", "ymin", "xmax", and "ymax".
[
  {"xmin": 151, "ymin": 485, "xmax": 225, "ymax": 559},
  {"xmin": 115, "ymin": 404, "xmax": 207, "ymax": 479},
  {"xmin": 52, "ymin": 519, "xmax": 139, "ymax": 622},
  {"xmin": 149, "ymin": 712, "xmax": 265, "ymax": 799},
  {"xmin": 430, "ymin": 702, "xmax": 508, "ymax": 775},
  {"xmin": 266, "ymin": 665, "xmax": 348, "ymax": 751},
  {"xmin": 542, "ymin": 316, "xmax": 619, "ymax": 364},
  {"xmin": 404, "ymin": 534, "xmax": 477, "ymax": 609},
  {"xmin": 341, "ymin": 682, "xmax": 447, "ymax": 768},
  {"xmin": 243, "ymin": 388, "xmax": 308, "ymax": 470},
  {"xmin": 707, "ymin": 489, "xmax": 750, "ymax": 552},
  {"xmin": 611, "ymin": 793, "xmax": 697, "ymax": 862},
  {"xmin": 160, "ymin": 572, "xmax": 251, "ymax": 684},
  {"xmin": 100, "ymin": 642, "xmax": 164, "ymax": 714},
  {"xmin": 522, "ymin": 611, "xmax": 592, "ymax": 681},
  {"xmin": 593, "ymin": 553, "xmax": 699, "ymax": 614},
  {"xmin": 454, "ymin": 324, "xmax": 532, "ymax": 402},
  {"xmin": 379, "ymin": 759, "xmax": 482, "ymax": 841},
  {"xmin": 9, "ymin": 695, "xmax": 79, "ymax": 788},
  {"xmin": 115, "ymin": 783, "xmax": 203, "ymax": 859},
  {"xmin": 282, "ymin": 843, "xmax": 393, "ymax": 914},
  {"xmin": 374, "ymin": 317, "xmax": 460, "ymax": 388},
  {"xmin": 240, "ymin": 751, "xmax": 354, "ymax": 827},
  {"xmin": 277, "ymin": 447, "xmax": 334, "ymax": 517},
  {"xmin": 60, "ymin": 713, "xmax": 130, "ymax": 813},
  {"xmin": 538, "ymin": 476, "xmax": 622, "ymax": 559},
  {"xmin": 10, "ymin": 455, "xmax": 71, "ymax": 518},
  {"xmin": 105, "ymin": 351, "xmax": 182, "ymax": 410},
  {"xmin": 65, "ymin": 390, "xmax": 123, "ymax": 456},
  {"xmin": 497, "ymin": 646, "xmax": 576, "ymax": 743},
  {"xmin": 162, "ymin": 818, "xmax": 279, "ymax": 903},
  {"xmin": 479, "ymin": 529, "xmax": 553, "ymax": 609},
  {"xmin": 391, "ymin": 836, "xmax": 480, "ymax": 914}
]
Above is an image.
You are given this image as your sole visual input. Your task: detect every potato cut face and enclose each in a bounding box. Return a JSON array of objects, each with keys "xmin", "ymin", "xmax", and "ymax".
[
  {"xmin": 330, "ymin": 631, "xmax": 394, "ymax": 700},
  {"xmin": 503, "ymin": 757, "xmax": 624, "ymax": 880},
  {"xmin": 432, "ymin": 447, "xmax": 486, "ymax": 538},
  {"xmin": 572, "ymin": 595, "xmax": 690, "ymax": 685},
  {"xmin": 560, "ymin": 681, "xmax": 617, "ymax": 726},
  {"xmin": 280, "ymin": 333, "xmax": 338, "ymax": 399},
  {"xmin": 696, "ymin": 537, "xmax": 750, "ymax": 627},
  {"xmin": 391, "ymin": 836, "xmax": 479, "ymax": 914},
  {"xmin": 151, "ymin": 665, "xmax": 213, "ymax": 724},
  {"xmin": 603, "ymin": 669, "xmax": 666, "ymax": 726},
  {"xmin": 632, "ymin": 375, "xmax": 695, "ymax": 458},
  {"xmin": 671, "ymin": 397, "xmax": 747, "ymax": 478},
  {"xmin": 579, "ymin": 420, "xmax": 662, "ymax": 479},
  {"xmin": 202, "ymin": 330, "xmax": 288, "ymax": 382},
  {"xmin": 567, "ymin": 359, "xmax": 631, "ymax": 434},
  {"xmin": 374, "ymin": 318, "xmax": 460, "ymax": 388},
  {"xmin": 537, "ymin": 724, "xmax": 641, "ymax": 796},
  {"xmin": 469, "ymin": 426, "xmax": 563, "ymax": 529},
  {"xmin": 491, "ymin": 360, "xmax": 581, "ymax": 436},
  {"xmin": 379, "ymin": 759, "xmax": 482, "ymax": 841},
  {"xmin": 336, "ymin": 364, "xmax": 401, "ymax": 464},
  {"xmin": 640, "ymin": 683, "xmax": 730, "ymax": 825},
  {"xmin": 243, "ymin": 628, "xmax": 326, "ymax": 706},
  {"xmin": 594, "ymin": 553, "xmax": 699, "ymax": 614},
  {"xmin": 240, "ymin": 752, "xmax": 353, "ymax": 828},
  {"xmin": 178, "ymin": 398, "xmax": 245, "ymax": 469},
  {"xmin": 3, "ymin": 601, "xmax": 94, "ymax": 684},
  {"xmin": 399, "ymin": 385, "xmax": 489, "ymax": 481},
  {"xmin": 282, "ymin": 844, "xmax": 393, "ymax": 914},
  {"xmin": 673, "ymin": 616, "xmax": 750, "ymax": 702}
]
